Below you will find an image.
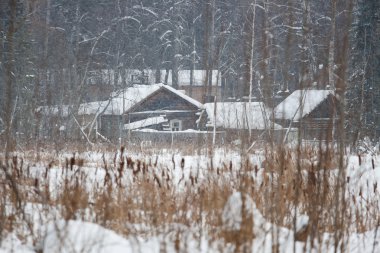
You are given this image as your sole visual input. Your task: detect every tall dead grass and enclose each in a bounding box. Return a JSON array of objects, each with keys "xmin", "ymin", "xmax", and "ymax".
[{"xmin": 0, "ymin": 143, "xmax": 378, "ymax": 252}]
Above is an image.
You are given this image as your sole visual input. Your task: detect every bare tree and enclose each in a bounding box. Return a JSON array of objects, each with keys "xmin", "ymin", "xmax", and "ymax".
[{"xmin": 3, "ymin": 0, "xmax": 17, "ymax": 158}]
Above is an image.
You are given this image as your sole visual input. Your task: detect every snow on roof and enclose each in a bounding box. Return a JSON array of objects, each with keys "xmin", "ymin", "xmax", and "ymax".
[
  {"xmin": 274, "ymin": 89, "xmax": 333, "ymax": 121},
  {"xmin": 102, "ymin": 84, "xmax": 162, "ymax": 115},
  {"xmin": 37, "ymin": 84, "xmax": 202, "ymax": 117},
  {"xmin": 108, "ymin": 84, "xmax": 202, "ymax": 115},
  {"xmin": 36, "ymin": 85, "xmax": 161, "ymax": 117},
  {"xmin": 124, "ymin": 116, "xmax": 167, "ymax": 130},
  {"xmin": 204, "ymin": 102, "xmax": 282, "ymax": 130}
]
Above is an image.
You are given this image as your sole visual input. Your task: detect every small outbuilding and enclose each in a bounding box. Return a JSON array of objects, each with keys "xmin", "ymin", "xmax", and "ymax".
[
  {"xmin": 100, "ymin": 83, "xmax": 204, "ymax": 139},
  {"xmin": 199, "ymin": 102, "xmax": 282, "ymax": 142},
  {"xmin": 273, "ymin": 89, "xmax": 338, "ymax": 141},
  {"xmin": 37, "ymin": 84, "xmax": 204, "ymax": 141}
]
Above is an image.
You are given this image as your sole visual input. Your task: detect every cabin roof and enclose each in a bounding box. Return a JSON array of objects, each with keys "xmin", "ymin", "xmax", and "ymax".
[
  {"xmin": 160, "ymin": 84, "xmax": 203, "ymax": 108},
  {"xmin": 273, "ymin": 89, "xmax": 334, "ymax": 121},
  {"xmin": 101, "ymin": 84, "xmax": 162, "ymax": 115},
  {"xmin": 105, "ymin": 83, "xmax": 203, "ymax": 115},
  {"xmin": 37, "ymin": 84, "xmax": 202, "ymax": 117},
  {"xmin": 204, "ymin": 102, "xmax": 282, "ymax": 130}
]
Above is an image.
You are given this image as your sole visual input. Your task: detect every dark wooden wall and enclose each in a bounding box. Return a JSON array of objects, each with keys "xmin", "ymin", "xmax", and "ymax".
[
  {"xmin": 273, "ymin": 95, "xmax": 338, "ymax": 141},
  {"xmin": 128, "ymin": 88, "xmax": 200, "ymax": 113},
  {"xmin": 125, "ymin": 88, "xmax": 201, "ymax": 131}
]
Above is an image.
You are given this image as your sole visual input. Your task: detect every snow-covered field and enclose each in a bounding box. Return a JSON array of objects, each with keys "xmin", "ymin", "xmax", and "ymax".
[{"xmin": 0, "ymin": 146, "xmax": 379, "ymax": 253}]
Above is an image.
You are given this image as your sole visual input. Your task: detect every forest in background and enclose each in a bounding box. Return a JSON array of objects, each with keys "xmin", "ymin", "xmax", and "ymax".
[
  {"xmin": 1, "ymin": 2, "xmax": 380, "ymax": 252},
  {"xmin": 0, "ymin": 0, "xmax": 379, "ymax": 149}
]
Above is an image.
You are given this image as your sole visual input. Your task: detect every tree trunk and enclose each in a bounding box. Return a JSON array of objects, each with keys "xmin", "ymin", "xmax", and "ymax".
[
  {"xmin": 4, "ymin": 0, "xmax": 17, "ymax": 159},
  {"xmin": 171, "ymin": 2, "xmax": 180, "ymax": 89},
  {"xmin": 328, "ymin": 0, "xmax": 336, "ymax": 89},
  {"xmin": 207, "ymin": 0, "xmax": 215, "ymax": 98}
]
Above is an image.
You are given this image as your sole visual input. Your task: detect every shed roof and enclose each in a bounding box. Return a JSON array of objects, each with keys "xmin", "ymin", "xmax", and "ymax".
[
  {"xmin": 273, "ymin": 90, "xmax": 334, "ymax": 121},
  {"xmin": 101, "ymin": 84, "xmax": 162, "ymax": 115},
  {"xmin": 37, "ymin": 84, "xmax": 202, "ymax": 117},
  {"xmin": 204, "ymin": 102, "xmax": 281, "ymax": 130}
]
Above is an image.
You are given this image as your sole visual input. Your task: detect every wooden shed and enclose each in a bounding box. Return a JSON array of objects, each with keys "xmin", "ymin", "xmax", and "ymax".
[
  {"xmin": 273, "ymin": 89, "xmax": 338, "ymax": 141},
  {"xmin": 124, "ymin": 85, "xmax": 203, "ymax": 133},
  {"xmin": 199, "ymin": 102, "xmax": 282, "ymax": 142},
  {"xmin": 98, "ymin": 84, "xmax": 203, "ymax": 139}
]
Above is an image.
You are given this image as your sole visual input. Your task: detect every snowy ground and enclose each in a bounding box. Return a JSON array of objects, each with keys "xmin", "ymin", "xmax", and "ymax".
[{"xmin": 0, "ymin": 146, "xmax": 379, "ymax": 252}]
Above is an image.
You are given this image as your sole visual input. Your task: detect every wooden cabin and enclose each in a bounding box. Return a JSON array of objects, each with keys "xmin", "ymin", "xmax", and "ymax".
[
  {"xmin": 37, "ymin": 84, "xmax": 204, "ymax": 141},
  {"xmin": 273, "ymin": 89, "xmax": 338, "ymax": 141},
  {"xmin": 99, "ymin": 84, "xmax": 203, "ymax": 139},
  {"xmin": 124, "ymin": 85, "xmax": 203, "ymax": 132}
]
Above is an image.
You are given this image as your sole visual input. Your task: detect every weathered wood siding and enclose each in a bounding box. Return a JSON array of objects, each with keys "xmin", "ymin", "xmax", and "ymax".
[
  {"xmin": 305, "ymin": 95, "xmax": 336, "ymax": 119},
  {"xmin": 127, "ymin": 111, "xmax": 199, "ymax": 130},
  {"xmin": 274, "ymin": 95, "xmax": 338, "ymax": 140},
  {"xmin": 273, "ymin": 94, "xmax": 338, "ymax": 141},
  {"xmin": 125, "ymin": 88, "xmax": 201, "ymax": 131},
  {"xmin": 128, "ymin": 88, "xmax": 200, "ymax": 112},
  {"xmin": 301, "ymin": 95, "xmax": 337, "ymax": 140}
]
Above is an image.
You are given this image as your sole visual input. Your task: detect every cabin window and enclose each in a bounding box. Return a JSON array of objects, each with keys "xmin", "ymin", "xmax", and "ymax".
[{"xmin": 170, "ymin": 119, "xmax": 182, "ymax": 131}]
